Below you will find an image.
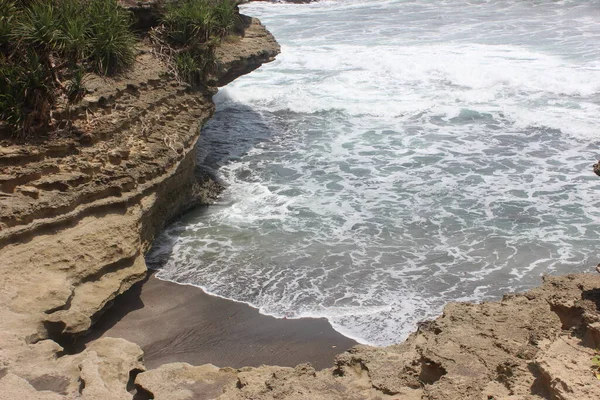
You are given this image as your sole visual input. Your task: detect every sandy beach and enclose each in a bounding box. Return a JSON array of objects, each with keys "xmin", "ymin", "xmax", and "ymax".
[{"xmin": 85, "ymin": 272, "xmax": 357, "ymax": 370}]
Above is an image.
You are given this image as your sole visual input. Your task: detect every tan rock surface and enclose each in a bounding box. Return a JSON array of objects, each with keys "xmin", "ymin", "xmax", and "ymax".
[
  {"xmin": 536, "ymin": 336, "xmax": 600, "ymax": 400},
  {"xmin": 212, "ymin": 15, "xmax": 280, "ymax": 87},
  {"xmin": 135, "ymin": 363, "xmax": 238, "ymax": 400},
  {"xmin": 0, "ymin": 15, "xmax": 279, "ymax": 400}
]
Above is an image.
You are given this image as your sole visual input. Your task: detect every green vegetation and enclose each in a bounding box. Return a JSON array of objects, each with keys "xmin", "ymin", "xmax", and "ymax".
[
  {"xmin": 86, "ymin": 0, "xmax": 137, "ymax": 75},
  {"xmin": 593, "ymin": 351, "xmax": 600, "ymax": 379},
  {"xmin": 0, "ymin": 0, "xmax": 136, "ymax": 137},
  {"xmin": 154, "ymin": 0, "xmax": 239, "ymax": 86},
  {"xmin": 0, "ymin": 0, "xmax": 241, "ymax": 138},
  {"xmin": 162, "ymin": 0, "xmax": 239, "ymax": 45}
]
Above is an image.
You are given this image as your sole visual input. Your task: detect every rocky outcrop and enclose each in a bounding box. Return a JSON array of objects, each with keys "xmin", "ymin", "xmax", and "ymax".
[
  {"xmin": 0, "ymin": 16, "xmax": 279, "ymax": 400},
  {"xmin": 211, "ymin": 15, "xmax": 279, "ymax": 87},
  {"xmin": 134, "ymin": 274, "xmax": 600, "ymax": 400},
  {"xmin": 0, "ymin": 337, "xmax": 143, "ymax": 400}
]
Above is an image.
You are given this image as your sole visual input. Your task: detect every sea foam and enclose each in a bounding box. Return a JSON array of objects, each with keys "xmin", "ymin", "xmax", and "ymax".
[{"xmin": 149, "ymin": 0, "xmax": 600, "ymax": 345}]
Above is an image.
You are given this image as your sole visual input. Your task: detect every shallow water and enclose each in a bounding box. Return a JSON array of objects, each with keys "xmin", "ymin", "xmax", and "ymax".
[{"xmin": 149, "ymin": 0, "xmax": 600, "ymax": 345}]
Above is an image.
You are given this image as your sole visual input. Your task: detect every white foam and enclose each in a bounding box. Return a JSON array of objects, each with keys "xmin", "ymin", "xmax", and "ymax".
[
  {"xmin": 224, "ymin": 41, "xmax": 600, "ymax": 140},
  {"xmin": 150, "ymin": 0, "xmax": 600, "ymax": 346}
]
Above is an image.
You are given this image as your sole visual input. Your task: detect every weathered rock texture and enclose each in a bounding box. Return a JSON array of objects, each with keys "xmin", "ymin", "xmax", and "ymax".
[
  {"xmin": 135, "ymin": 274, "xmax": 600, "ymax": 400},
  {"xmin": 0, "ymin": 15, "xmax": 279, "ymax": 400}
]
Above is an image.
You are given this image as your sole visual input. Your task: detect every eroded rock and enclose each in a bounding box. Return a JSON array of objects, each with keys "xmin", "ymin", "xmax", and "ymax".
[
  {"xmin": 0, "ymin": 12, "xmax": 279, "ymax": 400},
  {"xmin": 135, "ymin": 363, "xmax": 238, "ymax": 400}
]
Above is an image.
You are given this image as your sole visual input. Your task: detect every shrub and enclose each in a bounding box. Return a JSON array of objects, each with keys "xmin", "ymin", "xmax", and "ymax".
[
  {"xmin": 158, "ymin": 0, "xmax": 239, "ymax": 85},
  {"xmin": 14, "ymin": 1, "xmax": 62, "ymax": 52},
  {"xmin": 174, "ymin": 51, "xmax": 201, "ymax": 85},
  {"xmin": 56, "ymin": 0, "xmax": 91, "ymax": 62},
  {"xmin": 87, "ymin": 0, "xmax": 136, "ymax": 75},
  {"xmin": 163, "ymin": 0, "xmax": 215, "ymax": 46},
  {"xmin": 163, "ymin": 0, "xmax": 239, "ymax": 45},
  {"xmin": 592, "ymin": 351, "xmax": 600, "ymax": 379},
  {"xmin": 0, "ymin": 0, "xmax": 137, "ymax": 137},
  {"xmin": 0, "ymin": 0, "xmax": 18, "ymax": 48},
  {"xmin": 211, "ymin": 0, "xmax": 238, "ymax": 38},
  {"xmin": 0, "ymin": 50, "xmax": 56, "ymax": 136},
  {"xmin": 65, "ymin": 66, "xmax": 87, "ymax": 104}
]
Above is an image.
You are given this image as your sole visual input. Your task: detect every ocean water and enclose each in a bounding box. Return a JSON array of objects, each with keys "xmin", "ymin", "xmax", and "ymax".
[{"xmin": 149, "ymin": 0, "xmax": 600, "ymax": 345}]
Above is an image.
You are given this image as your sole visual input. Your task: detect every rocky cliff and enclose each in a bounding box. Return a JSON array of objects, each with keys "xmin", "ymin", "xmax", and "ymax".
[{"xmin": 0, "ymin": 12, "xmax": 279, "ymax": 399}]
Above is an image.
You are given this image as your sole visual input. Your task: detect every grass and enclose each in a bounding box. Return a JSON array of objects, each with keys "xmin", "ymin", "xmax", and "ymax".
[
  {"xmin": 162, "ymin": 0, "xmax": 239, "ymax": 46},
  {"xmin": 87, "ymin": 0, "xmax": 136, "ymax": 75},
  {"xmin": 1, "ymin": 0, "xmax": 242, "ymax": 137},
  {"xmin": 163, "ymin": 0, "xmax": 216, "ymax": 46},
  {"xmin": 592, "ymin": 351, "xmax": 600, "ymax": 380},
  {"xmin": 0, "ymin": 0, "xmax": 137, "ymax": 137},
  {"xmin": 157, "ymin": 0, "xmax": 240, "ymax": 86},
  {"xmin": 211, "ymin": 0, "xmax": 238, "ymax": 38},
  {"xmin": 174, "ymin": 51, "xmax": 200, "ymax": 84},
  {"xmin": 0, "ymin": 0, "xmax": 17, "ymax": 47}
]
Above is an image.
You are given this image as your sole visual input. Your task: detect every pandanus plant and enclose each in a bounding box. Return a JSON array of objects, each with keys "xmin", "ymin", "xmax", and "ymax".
[{"xmin": 0, "ymin": 0, "xmax": 136, "ymax": 138}]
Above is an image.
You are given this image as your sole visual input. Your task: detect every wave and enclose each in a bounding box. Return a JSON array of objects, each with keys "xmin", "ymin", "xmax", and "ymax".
[{"xmin": 148, "ymin": 0, "xmax": 600, "ymax": 345}]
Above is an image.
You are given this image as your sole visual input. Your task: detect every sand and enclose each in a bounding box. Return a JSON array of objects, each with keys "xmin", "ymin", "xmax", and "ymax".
[{"xmin": 85, "ymin": 272, "xmax": 357, "ymax": 370}]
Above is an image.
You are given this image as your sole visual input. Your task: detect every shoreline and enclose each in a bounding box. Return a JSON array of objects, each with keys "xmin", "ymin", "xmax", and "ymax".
[
  {"xmin": 2, "ymin": 1, "xmax": 600, "ymax": 398},
  {"xmin": 152, "ymin": 272, "xmax": 373, "ymax": 346},
  {"xmin": 86, "ymin": 271, "xmax": 357, "ymax": 370}
]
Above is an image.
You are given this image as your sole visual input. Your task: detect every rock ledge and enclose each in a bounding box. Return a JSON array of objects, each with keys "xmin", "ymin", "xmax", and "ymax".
[{"xmin": 0, "ymin": 15, "xmax": 279, "ymax": 400}]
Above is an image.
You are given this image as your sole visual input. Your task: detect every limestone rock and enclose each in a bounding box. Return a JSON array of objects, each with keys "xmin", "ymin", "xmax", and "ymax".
[
  {"xmin": 78, "ymin": 338, "xmax": 145, "ymax": 400},
  {"xmin": 0, "ymin": 11, "xmax": 280, "ymax": 400},
  {"xmin": 536, "ymin": 335, "xmax": 600, "ymax": 400},
  {"xmin": 211, "ymin": 17, "xmax": 281, "ymax": 87},
  {"xmin": 0, "ymin": 373, "xmax": 64, "ymax": 400},
  {"xmin": 136, "ymin": 363, "xmax": 237, "ymax": 400},
  {"xmin": 17, "ymin": 186, "xmax": 39, "ymax": 199}
]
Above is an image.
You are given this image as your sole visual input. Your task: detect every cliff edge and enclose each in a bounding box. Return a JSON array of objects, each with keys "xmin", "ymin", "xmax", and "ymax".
[{"xmin": 0, "ymin": 11, "xmax": 279, "ymax": 399}]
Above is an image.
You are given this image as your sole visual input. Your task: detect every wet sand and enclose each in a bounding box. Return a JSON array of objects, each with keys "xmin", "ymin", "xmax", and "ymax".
[{"xmin": 86, "ymin": 272, "xmax": 357, "ymax": 370}]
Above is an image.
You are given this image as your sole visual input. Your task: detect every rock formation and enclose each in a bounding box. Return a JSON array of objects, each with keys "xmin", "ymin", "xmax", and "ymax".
[{"xmin": 0, "ymin": 12, "xmax": 279, "ymax": 400}]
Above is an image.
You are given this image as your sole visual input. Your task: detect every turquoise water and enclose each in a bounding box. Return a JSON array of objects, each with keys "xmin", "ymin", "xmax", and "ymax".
[{"xmin": 149, "ymin": 0, "xmax": 600, "ymax": 345}]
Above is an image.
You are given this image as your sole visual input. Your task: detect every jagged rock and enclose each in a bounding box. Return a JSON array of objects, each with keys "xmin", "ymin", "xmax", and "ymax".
[
  {"xmin": 17, "ymin": 186, "xmax": 39, "ymax": 199},
  {"xmin": 0, "ymin": 12, "xmax": 279, "ymax": 400},
  {"xmin": 135, "ymin": 363, "xmax": 238, "ymax": 400},
  {"xmin": 210, "ymin": 17, "xmax": 281, "ymax": 87},
  {"xmin": 0, "ymin": 337, "xmax": 143, "ymax": 400},
  {"xmin": 536, "ymin": 335, "xmax": 600, "ymax": 400},
  {"xmin": 78, "ymin": 338, "xmax": 145, "ymax": 400},
  {"xmin": 108, "ymin": 148, "xmax": 131, "ymax": 165},
  {"xmin": 593, "ymin": 161, "xmax": 600, "ymax": 176},
  {"xmin": 0, "ymin": 373, "xmax": 64, "ymax": 400}
]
